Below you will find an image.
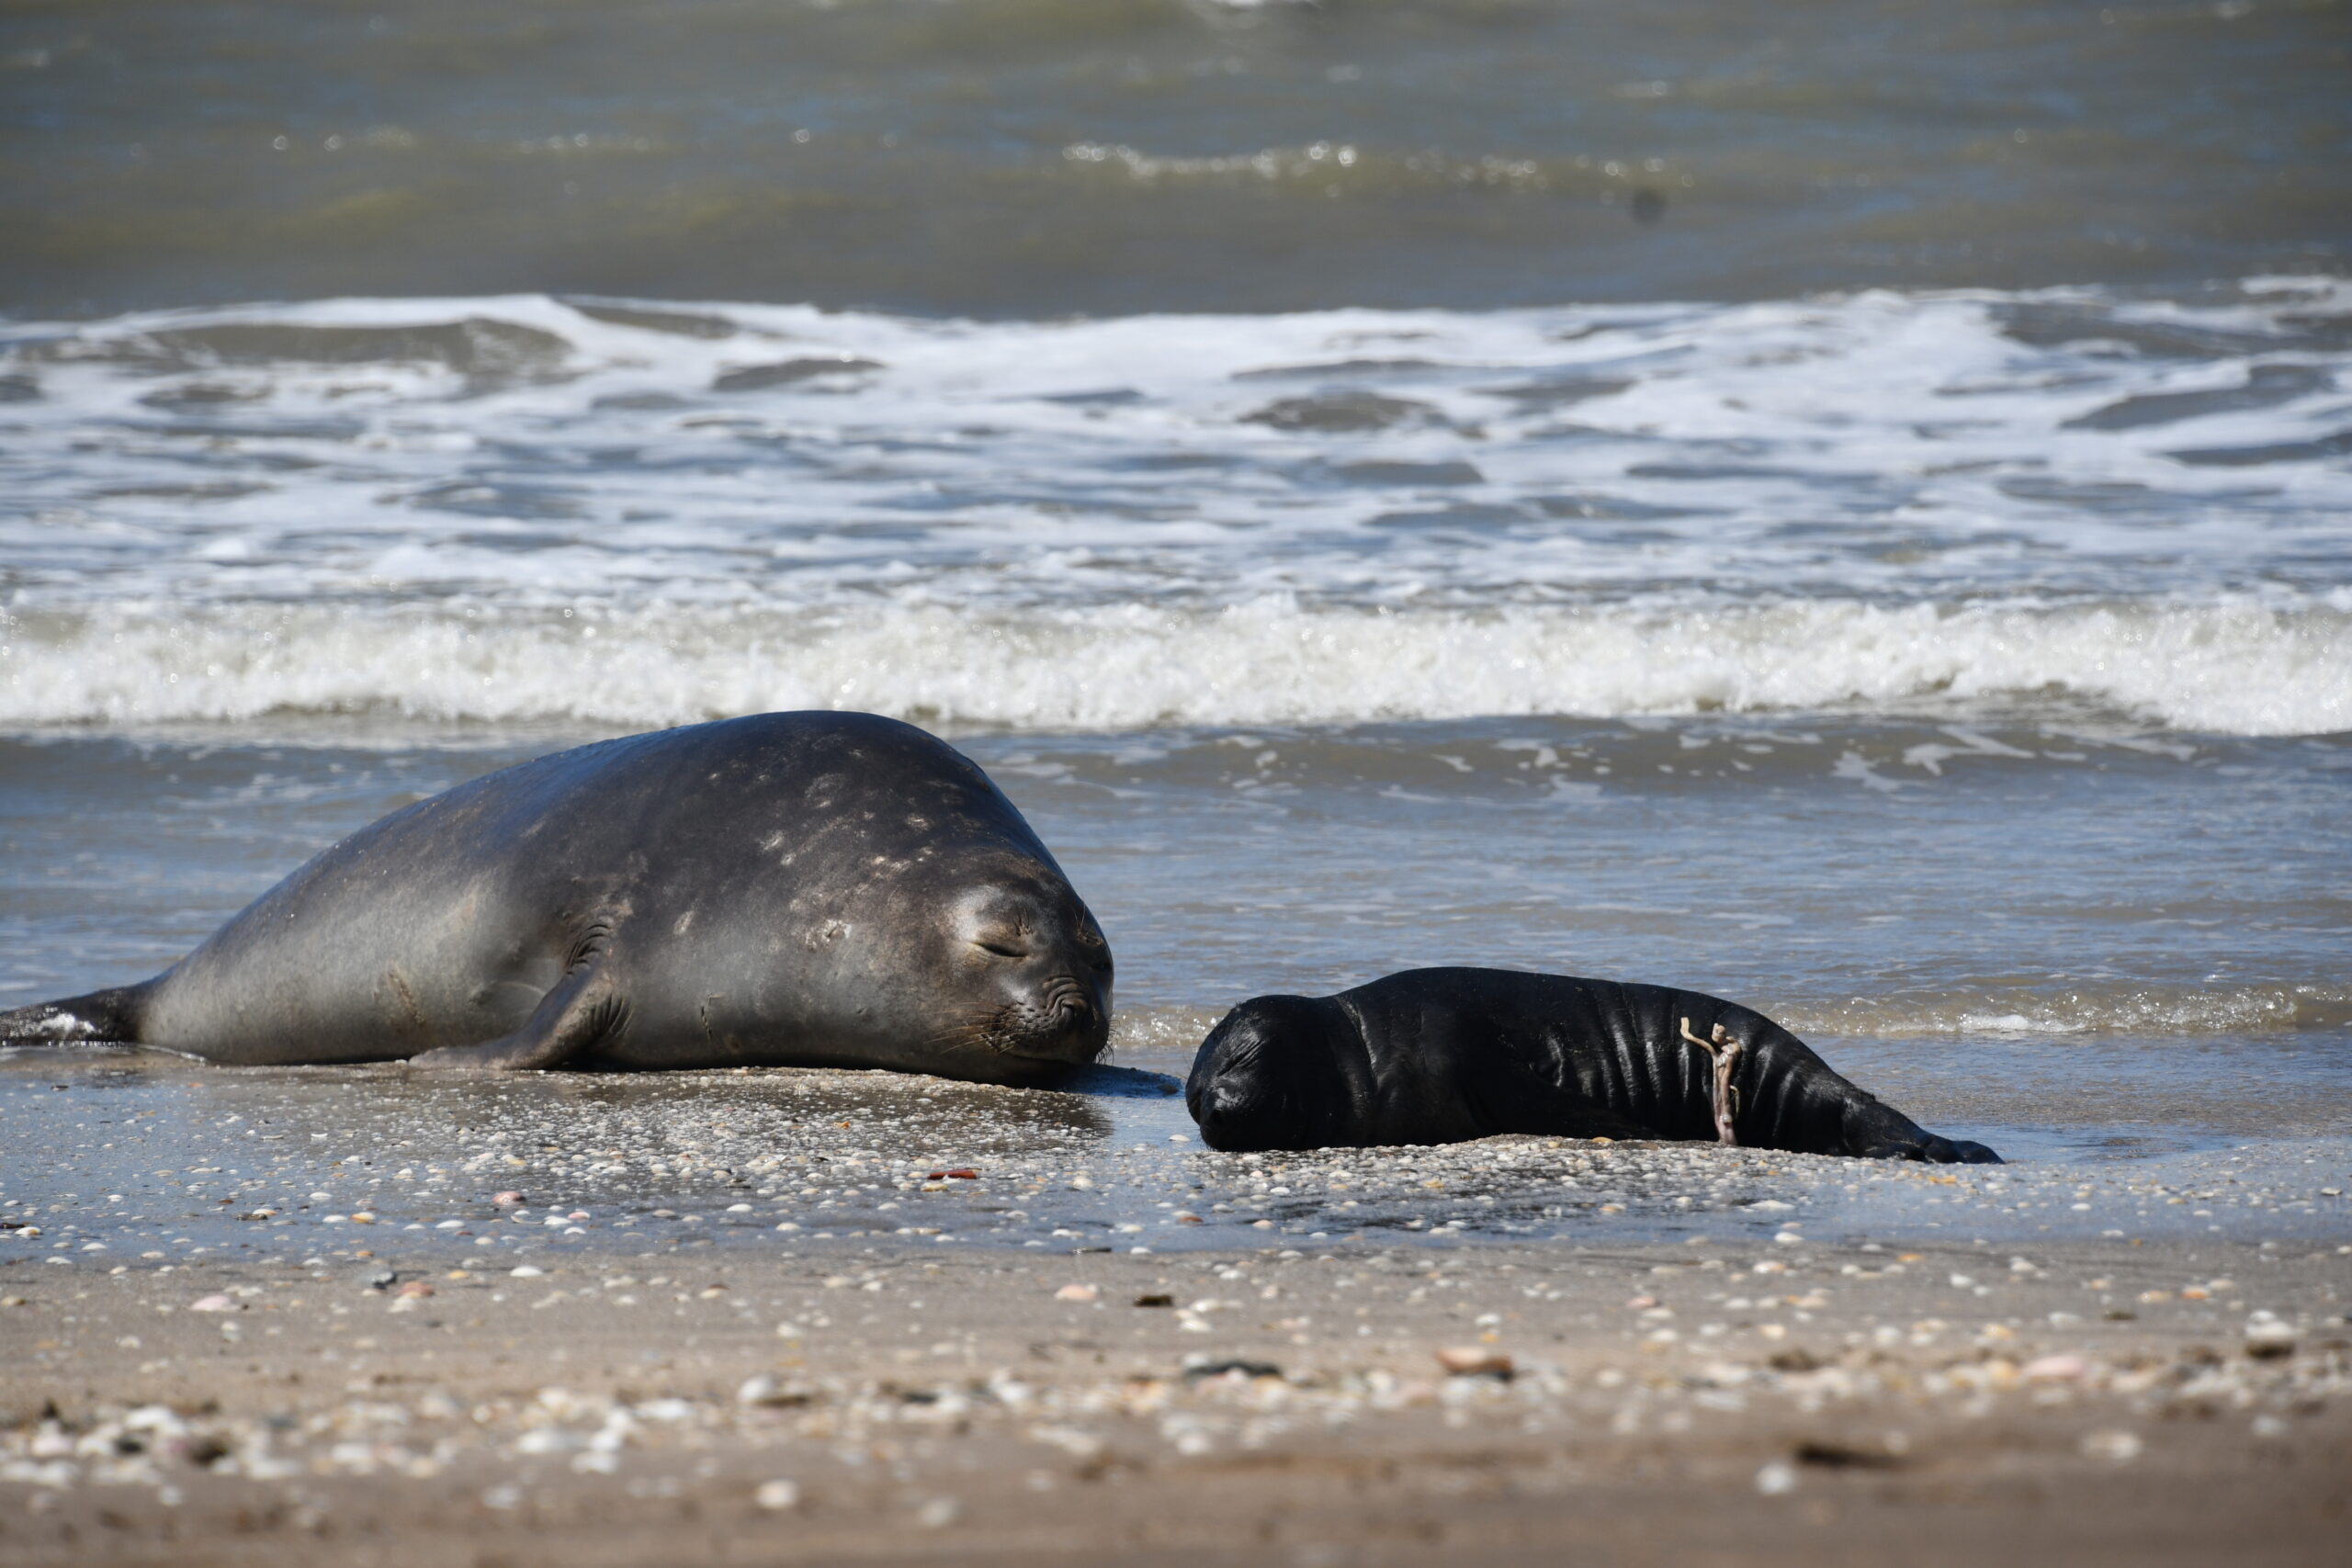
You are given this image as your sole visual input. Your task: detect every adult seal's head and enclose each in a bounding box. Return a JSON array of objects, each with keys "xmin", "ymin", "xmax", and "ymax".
[
  {"xmin": 0, "ymin": 712, "xmax": 1114, "ymax": 1087},
  {"xmin": 1189, "ymin": 969, "xmax": 1998, "ymax": 1162},
  {"xmin": 888, "ymin": 857, "xmax": 1115, "ymax": 1082}
]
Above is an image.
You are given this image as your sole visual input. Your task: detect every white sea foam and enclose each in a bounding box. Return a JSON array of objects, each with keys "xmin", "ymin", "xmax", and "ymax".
[
  {"xmin": 4, "ymin": 594, "xmax": 2346, "ymax": 734},
  {"xmin": 5, "ymin": 283, "xmax": 2350, "ymax": 736}
]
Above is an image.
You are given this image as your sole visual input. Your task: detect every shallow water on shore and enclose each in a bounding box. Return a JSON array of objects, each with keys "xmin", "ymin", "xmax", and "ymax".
[
  {"xmin": 3, "ymin": 1041, "xmax": 2346, "ymax": 1282},
  {"xmin": 7, "ymin": 716, "xmax": 2348, "ymax": 1021},
  {"xmin": 4, "ymin": 283, "xmax": 2348, "ymax": 1275},
  {"xmin": 4, "ymin": 696, "xmax": 2348, "ymax": 1266}
]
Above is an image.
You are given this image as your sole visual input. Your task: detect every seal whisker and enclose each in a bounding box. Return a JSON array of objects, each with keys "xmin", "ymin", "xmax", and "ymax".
[{"xmin": 910, "ymin": 1023, "xmax": 993, "ymax": 1057}]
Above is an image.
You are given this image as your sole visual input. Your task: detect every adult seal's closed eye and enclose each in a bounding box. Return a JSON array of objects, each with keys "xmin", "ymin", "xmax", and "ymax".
[
  {"xmin": 0, "ymin": 712, "xmax": 1114, "ymax": 1085},
  {"xmin": 1187, "ymin": 967, "xmax": 1998, "ymax": 1163}
]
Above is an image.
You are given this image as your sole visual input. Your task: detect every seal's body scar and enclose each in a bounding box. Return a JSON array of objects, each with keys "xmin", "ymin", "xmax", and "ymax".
[{"xmin": 1679, "ymin": 1016, "xmax": 1743, "ymax": 1145}]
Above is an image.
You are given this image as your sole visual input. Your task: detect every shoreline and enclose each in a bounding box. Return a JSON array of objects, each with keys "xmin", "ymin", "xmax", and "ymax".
[
  {"xmin": 6, "ymin": 1047, "xmax": 2349, "ymax": 1250},
  {"xmin": 2, "ymin": 1021, "xmax": 2345, "ymax": 1563}
]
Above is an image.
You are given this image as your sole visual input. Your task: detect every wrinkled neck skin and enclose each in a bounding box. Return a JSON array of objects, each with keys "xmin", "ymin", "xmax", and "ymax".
[{"xmin": 1188, "ymin": 969, "xmax": 1996, "ymax": 1163}]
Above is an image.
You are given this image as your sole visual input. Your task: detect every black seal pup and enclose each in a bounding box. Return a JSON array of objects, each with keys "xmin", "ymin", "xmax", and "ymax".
[
  {"xmin": 1187, "ymin": 967, "xmax": 1997, "ymax": 1162},
  {"xmin": 2, "ymin": 712, "xmax": 1113, "ymax": 1085}
]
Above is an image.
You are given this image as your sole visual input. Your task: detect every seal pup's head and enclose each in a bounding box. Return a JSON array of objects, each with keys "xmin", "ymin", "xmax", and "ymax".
[
  {"xmin": 935, "ymin": 876, "xmax": 1113, "ymax": 1084},
  {"xmin": 1185, "ymin": 996, "xmax": 1358, "ymax": 1152}
]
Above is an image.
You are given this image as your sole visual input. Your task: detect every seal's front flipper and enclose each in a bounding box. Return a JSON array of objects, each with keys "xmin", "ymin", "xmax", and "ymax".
[
  {"xmin": 1856, "ymin": 1126, "xmax": 2005, "ymax": 1165},
  {"xmin": 1908, "ymin": 1132, "xmax": 2003, "ymax": 1165},
  {"xmin": 1841, "ymin": 1096, "xmax": 2003, "ymax": 1164},
  {"xmin": 407, "ymin": 964, "xmax": 626, "ymax": 1072}
]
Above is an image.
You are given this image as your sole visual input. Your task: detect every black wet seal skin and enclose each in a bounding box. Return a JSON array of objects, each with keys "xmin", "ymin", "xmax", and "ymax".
[{"xmin": 1184, "ymin": 968, "xmax": 2001, "ymax": 1165}]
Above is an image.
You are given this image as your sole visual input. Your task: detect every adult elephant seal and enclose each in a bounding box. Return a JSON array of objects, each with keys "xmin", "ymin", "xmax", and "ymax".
[
  {"xmin": 1187, "ymin": 968, "xmax": 1997, "ymax": 1162},
  {"xmin": 1, "ymin": 712, "xmax": 1113, "ymax": 1085}
]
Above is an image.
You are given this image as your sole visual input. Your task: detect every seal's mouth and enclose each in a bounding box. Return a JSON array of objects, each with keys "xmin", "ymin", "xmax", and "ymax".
[
  {"xmin": 1192, "ymin": 1075, "xmax": 1289, "ymax": 1152},
  {"xmin": 1184, "ymin": 1033, "xmax": 1289, "ymax": 1150},
  {"xmin": 985, "ymin": 975, "xmax": 1109, "ymax": 1064},
  {"xmin": 1183, "ymin": 1005, "xmax": 1351, "ymax": 1151}
]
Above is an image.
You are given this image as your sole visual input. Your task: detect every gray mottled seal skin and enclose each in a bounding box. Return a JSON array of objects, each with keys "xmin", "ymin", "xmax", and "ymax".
[
  {"xmin": 0, "ymin": 713, "xmax": 1113, "ymax": 1085},
  {"xmin": 1187, "ymin": 967, "xmax": 1998, "ymax": 1163}
]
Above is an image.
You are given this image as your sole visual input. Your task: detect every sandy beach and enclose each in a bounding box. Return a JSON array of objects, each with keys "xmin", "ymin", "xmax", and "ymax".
[
  {"xmin": 6, "ymin": 1235, "xmax": 2347, "ymax": 1566},
  {"xmin": 5, "ymin": 1056, "xmax": 2346, "ymax": 1565}
]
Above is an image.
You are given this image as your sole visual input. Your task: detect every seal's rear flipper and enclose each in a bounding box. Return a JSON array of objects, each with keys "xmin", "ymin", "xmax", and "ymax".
[
  {"xmin": 405, "ymin": 964, "xmax": 626, "ymax": 1072},
  {"xmin": 0, "ymin": 985, "xmax": 150, "ymax": 1044}
]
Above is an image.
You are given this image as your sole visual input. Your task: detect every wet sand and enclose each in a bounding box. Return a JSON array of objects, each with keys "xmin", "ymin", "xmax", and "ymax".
[{"xmin": 4, "ymin": 1060, "xmax": 2347, "ymax": 1566}]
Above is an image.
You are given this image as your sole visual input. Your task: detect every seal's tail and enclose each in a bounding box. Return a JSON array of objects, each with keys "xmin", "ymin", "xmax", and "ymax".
[{"xmin": 0, "ymin": 985, "xmax": 149, "ymax": 1044}]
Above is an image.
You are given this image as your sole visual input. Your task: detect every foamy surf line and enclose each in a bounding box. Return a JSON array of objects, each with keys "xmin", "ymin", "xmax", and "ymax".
[
  {"xmin": 7, "ymin": 281, "xmax": 2352, "ymax": 622},
  {"xmin": 4, "ymin": 596, "xmax": 2347, "ymax": 736}
]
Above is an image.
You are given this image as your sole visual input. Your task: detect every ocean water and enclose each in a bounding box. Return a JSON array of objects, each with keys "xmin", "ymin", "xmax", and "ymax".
[
  {"xmin": 5, "ymin": 0, "xmax": 2348, "ymax": 314},
  {"xmin": 4, "ymin": 283, "xmax": 2348, "ymax": 1156},
  {"xmin": 1, "ymin": 4, "xmax": 2348, "ymax": 1261}
]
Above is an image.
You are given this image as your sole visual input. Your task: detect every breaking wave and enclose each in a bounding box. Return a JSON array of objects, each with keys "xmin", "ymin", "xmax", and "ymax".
[{"xmin": 5, "ymin": 595, "xmax": 2346, "ymax": 737}]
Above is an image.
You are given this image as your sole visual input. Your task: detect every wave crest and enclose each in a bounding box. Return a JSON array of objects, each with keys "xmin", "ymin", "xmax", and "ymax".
[{"xmin": 4, "ymin": 596, "xmax": 2346, "ymax": 737}]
